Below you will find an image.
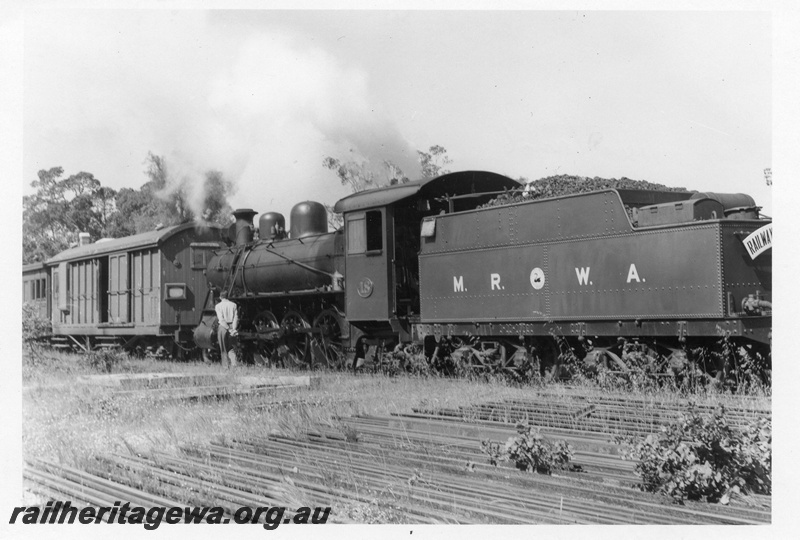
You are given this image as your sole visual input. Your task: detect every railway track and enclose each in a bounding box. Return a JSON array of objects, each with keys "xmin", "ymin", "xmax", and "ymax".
[
  {"xmin": 24, "ymin": 395, "xmax": 771, "ymax": 524},
  {"xmin": 415, "ymin": 393, "xmax": 770, "ymax": 437}
]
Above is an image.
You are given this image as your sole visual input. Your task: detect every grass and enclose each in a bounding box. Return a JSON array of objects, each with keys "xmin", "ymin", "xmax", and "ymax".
[
  {"xmin": 21, "ymin": 347, "xmax": 771, "ymax": 521},
  {"xmin": 22, "ymin": 349, "xmax": 532, "ymax": 468}
]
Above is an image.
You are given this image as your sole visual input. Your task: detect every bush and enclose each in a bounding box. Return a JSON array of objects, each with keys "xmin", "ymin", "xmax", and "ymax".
[
  {"xmin": 618, "ymin": 405, "xmax": 771, "ymax": 503},
  {"xmin": 84, "ymin": 348, "xmax": 128, "ymax": 373},
  {"xmin": 22, "ymin": 302, "xmax": 51, "ymax": 346},
  {"xmin": 23, "ymin": 302, "xmax": 53, "ymax": 368},
  {"xmin": 481, "ymin": 423, "xmax": 573, "ymax": 474}
]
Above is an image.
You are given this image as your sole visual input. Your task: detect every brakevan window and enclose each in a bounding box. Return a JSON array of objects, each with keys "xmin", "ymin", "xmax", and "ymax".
[
  {"xmin": 347, "ymin": 210, "xmax": 382, "ymax": 254},
  {"xmin": 29, "ymin": 278, "xmax": 46, "ymax": 299}
]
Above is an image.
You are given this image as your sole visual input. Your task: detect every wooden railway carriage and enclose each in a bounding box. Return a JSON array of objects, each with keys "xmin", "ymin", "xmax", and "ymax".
[
  {"xmin": 46, "ymin": 223, "xmax": 223, "ymax": 356},
  {"xmin": 22, "ymin": 262, "xmax": 50, "ymax": 320}
]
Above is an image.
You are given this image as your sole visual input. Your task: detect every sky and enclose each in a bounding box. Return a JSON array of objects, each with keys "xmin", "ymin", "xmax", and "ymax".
[{"xmin": 21, "ymin": 8, "xmax": 775, "ymax": 219}]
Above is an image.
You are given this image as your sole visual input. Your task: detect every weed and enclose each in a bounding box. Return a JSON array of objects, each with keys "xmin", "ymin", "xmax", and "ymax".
[
  {"xmin": 84, "ymin": 349, "xmax": 129, "ymax": 373},
  {"xmin": 342, "ymin": 500, "xmax": 403, "ymax": 523},
  {"xmin": 481, "ymin": 422, "xmax": 573, "ymax": 474},
  {"xmin": 617, "ymin": 404, "xmax": 771, "ymax": 504},
  {"xmin": 22, "ymin": 303, "xmax": 51, "ymax": 348}
]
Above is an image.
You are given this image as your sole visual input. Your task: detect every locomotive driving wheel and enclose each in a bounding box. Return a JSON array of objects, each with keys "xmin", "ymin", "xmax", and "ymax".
[
  {"xmin": 279, "ymin": 310, "xmax": 310, "ymax": 368},
  {"xmin": 254, "ymin": 310, "xmax": 280, "ymax": 332},
  {"xmin": 309, "ymin": 309, "xmax": 346, "ymax": 369},
  {"xmin": 252, "ymin": 310, "xmax": 280, "ymax": 366}
]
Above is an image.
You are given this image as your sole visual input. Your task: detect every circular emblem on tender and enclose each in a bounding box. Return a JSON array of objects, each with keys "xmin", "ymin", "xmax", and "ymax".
[
  {"xmin": 529, "ymin": 267, "xmax": 545, "ymax": 290},
  {"xmin": 357, "ymin": 277, "xmax": 374, "ymax": 298}
]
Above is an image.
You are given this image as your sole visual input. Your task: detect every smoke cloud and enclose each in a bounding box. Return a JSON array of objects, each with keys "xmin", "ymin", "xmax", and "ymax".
[
  {"xmin": 206, "ymin": 32, "xmax": 420, "ymax": 216},
  {"xmin": 25, "ymin": 12, "xmax": 420, "ymax": 221}
]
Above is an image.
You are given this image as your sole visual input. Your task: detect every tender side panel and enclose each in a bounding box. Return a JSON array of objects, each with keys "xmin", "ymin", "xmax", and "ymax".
[
  {"xmin": 420, "ymin": 225, "xmax": 723, "ymax": 322},
  {"xmin": 425, "ymin": 191, "xmax": 632, "ymax": 254}
]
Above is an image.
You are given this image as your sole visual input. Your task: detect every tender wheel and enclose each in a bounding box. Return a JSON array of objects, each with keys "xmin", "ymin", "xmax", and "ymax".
[
  {"xmin": 279, "ymin": 310, "xmax": 310, "ymax": 368},
  {"xmin": 456, "ymin": 339, "xmax": 503, "ymax": 377},
  {"xmin": 310, "ymin": 309, "xmax": 346, "ymax": 369},
  {"xmin": 532, "ymin": 337, "xmax": 561, "ymax": 381}
]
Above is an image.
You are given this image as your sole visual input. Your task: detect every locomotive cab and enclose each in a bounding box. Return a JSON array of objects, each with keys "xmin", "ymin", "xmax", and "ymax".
[{"xmin": 334, "ymin": 171, "xmax": 521, "ymax": 340}]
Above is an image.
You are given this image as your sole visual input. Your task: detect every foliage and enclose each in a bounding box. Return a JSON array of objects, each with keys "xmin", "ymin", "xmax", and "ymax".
[
  {"xmin": 379, "ymin": 344, "xmax": 431, "ymax": 376},
  {"xmin": 23, "ymin": 167, "xmax": 118, "ymax": 263},
  {"xmin": 417, "ymin": 145, "xmax": 452, "ymax": 179},
  {"xmin": 22, "ymin": 303, "xmax": 52, "ymax": 345},
  {"xmin": 22, "ymin": 303, "xmax": 52, "ymax": 367},
  {"xmin": 323, "ymin": 145, "xmax": 453, "ymax": 196},
  {"xmin": 110, "ymin": 153, "xmax": 235, "ymax": 235},
  {"xmin": 481, "ymin": 423, "xmax": 573, "ymax": 474},
  {"xmin": 23, "ymin": 155, "xmax": 235, "ymax": 262},
  {"xmin": 322, "ymin": 156, "xmax": 408, "ymax": 194},
  {"xmin": 617, "ymin": 405, "xmax": 771, "ymax": 503},
  {"xmin": 697, "ymin": 330, "xmax": 772, "ymax": 392},
  {"xmin": 84, "ymin": 348, "xmax": 130, "ymax": 373}
]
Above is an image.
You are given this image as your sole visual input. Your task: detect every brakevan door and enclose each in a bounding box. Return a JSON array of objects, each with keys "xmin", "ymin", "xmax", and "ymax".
[
  {"xmin": 130, "ymin": 249, "xmax": 160, "ymax": 324},
  {"xmin": 68, "ymin": 259, "xmax": 99, "ymax": 324},
  {"xmin": 108, "ymin": 253, "xmax": 129, "ymax": 323}
]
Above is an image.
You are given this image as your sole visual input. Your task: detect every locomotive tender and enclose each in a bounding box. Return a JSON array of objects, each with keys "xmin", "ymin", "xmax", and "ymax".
[{"xmin": 194, "ymin": 170, "xmax": 771, "ymax": 378}]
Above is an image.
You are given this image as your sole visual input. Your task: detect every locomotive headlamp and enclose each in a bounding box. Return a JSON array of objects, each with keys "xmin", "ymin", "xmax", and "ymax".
[{"xmin": 420, "ymin": 217, "xmax": 436, "ymax": 238}]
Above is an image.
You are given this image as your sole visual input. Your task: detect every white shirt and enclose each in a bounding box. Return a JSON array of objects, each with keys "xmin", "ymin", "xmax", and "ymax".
[{"xmin": 215, "ymin": 298, "xmax": 239, "ymax": 332}]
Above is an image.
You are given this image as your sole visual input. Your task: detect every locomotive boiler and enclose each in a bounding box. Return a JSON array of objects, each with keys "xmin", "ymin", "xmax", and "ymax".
[{"xmin": 193, "ymin": 203, "xmax": 348, "ymax": 367}]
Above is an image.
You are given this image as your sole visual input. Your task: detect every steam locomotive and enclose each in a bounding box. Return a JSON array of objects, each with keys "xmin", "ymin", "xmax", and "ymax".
[{"xmin": 192, "ymin": 170, "xmax": 772, "ymax": 380}]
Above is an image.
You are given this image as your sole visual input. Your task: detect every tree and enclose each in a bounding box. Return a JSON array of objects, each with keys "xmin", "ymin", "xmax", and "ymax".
[
  {"xmin": 133, "ymin": 153, "xmax": 234, "ymax": 231},
  {"xmin": 23, "ymin": 167, "xmax": 119, "ymax": 263},
  {"xmin": 418, "ymin": 145, "xmax": 452, "ymax": 179},
  {"xmin": 322, "ymin": 145, "xmax": 452, "ymax": 228},
  {"xmin": 105, "ymin": 153, "xmax": 233, "ymax": 235},
  {"xmin": 142, "ymin": 152, "xmax": 193, "ymax": 227},
  {"xmin": 201, "ymin": 170, "xmax": 235, "ymax": 226}
]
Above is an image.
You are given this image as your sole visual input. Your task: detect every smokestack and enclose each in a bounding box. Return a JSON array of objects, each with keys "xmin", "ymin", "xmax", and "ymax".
[
  {"xmin": 232, "ymin": 208, "xmax": 258, "ymax": 245},
  {"xmin": 78, "ymin": 232, "xmax": 91, "ymax": 246}
]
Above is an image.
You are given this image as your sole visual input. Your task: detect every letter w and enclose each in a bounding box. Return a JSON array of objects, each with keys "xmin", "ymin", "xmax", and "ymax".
[
  {"xmin": 183, "ymin": 507, "xmax": 207, "ymax": 524},
  {"xmin": 575, "ymin": 267, "xmax": 590, "ymax": 285}
]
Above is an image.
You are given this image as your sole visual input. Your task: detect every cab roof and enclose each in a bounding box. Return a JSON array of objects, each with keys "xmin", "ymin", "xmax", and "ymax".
[{"xmin": 333, "ymin": 170, "xmax": 521, "ymax": 213}]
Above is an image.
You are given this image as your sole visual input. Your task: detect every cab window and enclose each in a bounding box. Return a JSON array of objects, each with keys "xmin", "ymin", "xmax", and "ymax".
[{"xmin": 347, "ymin": 210, "xmax": 383, "ymax": 254}]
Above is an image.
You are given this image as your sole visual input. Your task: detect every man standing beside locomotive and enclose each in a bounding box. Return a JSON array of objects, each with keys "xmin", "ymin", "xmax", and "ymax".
[{"xmin": 215, "ymin": 289, "xmax": 239, "ymax": 368}]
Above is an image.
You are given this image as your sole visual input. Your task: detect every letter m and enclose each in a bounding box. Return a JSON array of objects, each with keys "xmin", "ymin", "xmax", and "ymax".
[
  {"xmin": 453, "ymin": 276, "xmax": 464, "ymax": 292},
  {"xmin": 575, "ymin": 267, "xmax": 590, "ymax": 286}
]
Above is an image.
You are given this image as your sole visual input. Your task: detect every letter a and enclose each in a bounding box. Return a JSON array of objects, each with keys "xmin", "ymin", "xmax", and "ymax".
[{"xmin": 627, "ymin": 264, "xmax": 641, "ymax": 283}]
